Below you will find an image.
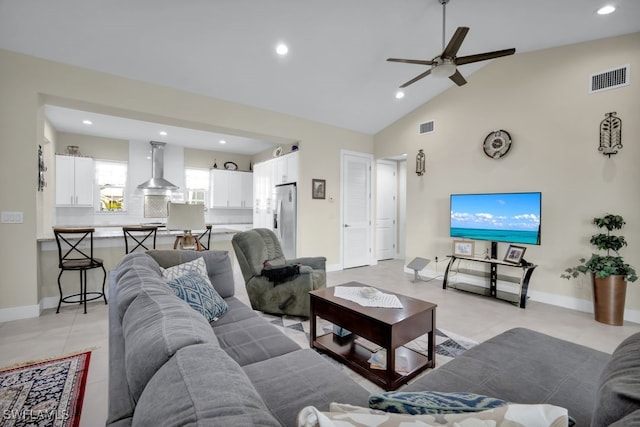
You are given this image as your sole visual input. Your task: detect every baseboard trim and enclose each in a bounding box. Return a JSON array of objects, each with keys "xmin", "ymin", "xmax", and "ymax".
[
  {"xmin": 0, "ymin": 304, "xmax": 40, "ymax": 322},
  {"xmin": 326, "ymin": 263, "xmax": 342, "ymax": 273},
  {"xmin": 405, "ymin": 266, "xmax": 640, "ymax": 325}
]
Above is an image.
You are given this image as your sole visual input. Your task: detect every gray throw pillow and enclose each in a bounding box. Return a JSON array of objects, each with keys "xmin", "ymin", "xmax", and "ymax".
[{"xmin": 166, "ymin": 273, "xmax": 228, "ymax": 322}]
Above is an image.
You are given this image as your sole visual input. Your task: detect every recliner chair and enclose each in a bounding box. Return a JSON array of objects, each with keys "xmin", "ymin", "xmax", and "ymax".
[{"xmin": 232, "ymin": 228, "xmax": 326, "ymax": 317}]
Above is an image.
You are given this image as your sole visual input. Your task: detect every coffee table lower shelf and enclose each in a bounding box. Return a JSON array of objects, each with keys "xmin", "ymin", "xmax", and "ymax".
[{"xmin": 313, "ymin": 332, "xmax": 432, "ymax": 391}]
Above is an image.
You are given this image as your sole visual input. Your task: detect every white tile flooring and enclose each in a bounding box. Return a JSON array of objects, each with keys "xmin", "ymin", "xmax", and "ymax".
[{"xmin": 1, "ymin": 259, "xmax": 639, "ymax": 426}]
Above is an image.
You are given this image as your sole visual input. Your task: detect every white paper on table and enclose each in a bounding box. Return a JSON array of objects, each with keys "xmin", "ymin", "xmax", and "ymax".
[{"xmin": 333, "ymin": 286, "xmax": 403, "ymax": 308}]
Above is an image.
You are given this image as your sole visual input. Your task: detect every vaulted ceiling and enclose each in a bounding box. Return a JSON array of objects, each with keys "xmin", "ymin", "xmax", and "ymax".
[{"xmin": 1, "ymin": 0, "xmax": 638, "ymax": 147}]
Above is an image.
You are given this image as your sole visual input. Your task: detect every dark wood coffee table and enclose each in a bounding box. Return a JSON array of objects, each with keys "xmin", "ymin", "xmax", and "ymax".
[{"xmin": 309, "ymin": 282, "xmax": 436, "ymax": 391}]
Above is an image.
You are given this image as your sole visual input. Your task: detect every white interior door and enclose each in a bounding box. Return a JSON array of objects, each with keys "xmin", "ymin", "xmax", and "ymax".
[
  {"xmin": 376, "ymin": 160, "xmax": 397, "ymax": 260},
  {"xmin": 341, "ymin": 151, "xmax": 372, "ymax": 269}
]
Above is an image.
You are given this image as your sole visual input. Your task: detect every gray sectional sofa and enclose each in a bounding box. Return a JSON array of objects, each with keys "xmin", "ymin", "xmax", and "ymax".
[
  {"xmin": 108, "ymin": 249, "xmax": 640, "ymax": 426},
  {"xmin": 107, "ymin": 250, "xmax": 369, "ymax": 426}
]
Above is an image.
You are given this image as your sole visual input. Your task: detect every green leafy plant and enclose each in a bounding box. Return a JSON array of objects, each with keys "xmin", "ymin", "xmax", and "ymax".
[{"xmin": 562, "ymin": 214, "xmax": 637, "ymax": 282}]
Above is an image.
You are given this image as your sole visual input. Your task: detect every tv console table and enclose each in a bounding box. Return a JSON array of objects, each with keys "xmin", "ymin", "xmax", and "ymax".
[{"xmin": 442, "ymin": 255, "xmax": 537, "ymax": 308}]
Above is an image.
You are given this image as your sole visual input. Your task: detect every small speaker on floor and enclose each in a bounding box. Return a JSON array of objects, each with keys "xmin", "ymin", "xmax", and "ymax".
[{"xmin": 407, "ymin": 257, "xmax": 430, "ymax": 282}]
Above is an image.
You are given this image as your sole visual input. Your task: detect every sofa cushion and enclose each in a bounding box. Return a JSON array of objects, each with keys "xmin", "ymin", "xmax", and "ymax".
[
  {"xmin": 213, "ymin": 316, "xmax": 300, "ymax": 366},
  {"xmin": 210, "ymin": 296, "xmax": 259, "ymax": 326},
  {"xmin": 166, "ymin": 272, "xmax": 228, "ymax": 322},
  {"xmin": 243, "ymin": 349, "xmax": 370, "ymax": 427},
  {"xmin": 133, "ymin": 344, "xmax": 280, "ymax": 427},
  {"xmin": 114, "ymin": 253, "xmax": 165, "ymax": 321},
  {"xmin": 591, "ymin": 332, "xmax": 640, "ymax": 427},
  {"xmin": 368, "ymin": 391, "xmax": 507, "ymax": 415},
  {"xmin": 403, "ymin": 328, "xmax": 610, "ymax": 427},
  {"xmin": 147, "ymin": 250, "xmax": 235, "ymax": 298},
  {"xmin": 122, "ymin": 286, "xmax": 218, "ymax": 401}
]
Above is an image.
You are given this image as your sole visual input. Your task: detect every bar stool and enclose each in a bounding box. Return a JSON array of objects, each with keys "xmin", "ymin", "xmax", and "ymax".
[
  {"xmin": 122, "ymin": 225, "xmax": 158, "ymax": 254},
  {"xmin": 198, "ymin": 225, "xmax": 213, "ymax": 250},
  {"xmin": 53, "ymin": 227, "xmax": 107, "ymax": 314}
]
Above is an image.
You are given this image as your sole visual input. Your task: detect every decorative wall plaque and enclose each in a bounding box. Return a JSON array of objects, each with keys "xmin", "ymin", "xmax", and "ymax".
[{"xmin": 599, "ymin": 112, "xmax": 622, "ymax": 157}]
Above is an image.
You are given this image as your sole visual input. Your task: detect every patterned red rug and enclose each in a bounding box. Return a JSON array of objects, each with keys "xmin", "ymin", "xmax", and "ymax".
[{"xmin": 0, "ymin": 351, "xmax": 91, "ymax": 427}]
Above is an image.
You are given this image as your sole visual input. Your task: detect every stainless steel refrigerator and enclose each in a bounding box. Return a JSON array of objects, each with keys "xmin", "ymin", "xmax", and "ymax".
[{"xmin": 273, "ymin": 183, "xmax": 297, "ymax": 259}]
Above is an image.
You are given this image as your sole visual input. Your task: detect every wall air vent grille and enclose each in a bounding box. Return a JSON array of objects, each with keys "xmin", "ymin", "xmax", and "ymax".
[
  {"xmin": 590, "ymin": 65, "xmax": 630, "ymax": 93},
  {"xmin": 419, "ymin": 120, "xmax": 435, "ymax": 134}
]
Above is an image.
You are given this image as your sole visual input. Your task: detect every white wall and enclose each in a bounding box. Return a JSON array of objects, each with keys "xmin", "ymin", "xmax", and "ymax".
[
  {"xmin": 374, "ymin": 32, "xmax": 640, "ymax": 318},
  {"xmin": 0, "ymin": 47, "xmax": 372, "ymax": 319}
]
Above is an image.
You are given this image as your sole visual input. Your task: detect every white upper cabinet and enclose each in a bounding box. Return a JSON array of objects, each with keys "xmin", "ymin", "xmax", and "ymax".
[
  {"xmin": 55, "ymin": 155, "xmax": 94, "ymax": 207},
  {"xmin": 210, "ymin": 169, "xmax": 253, "ymax": 209},
  {"xmin": 274, "ymin": 151, "xmax": 298, "ymax": 185}
]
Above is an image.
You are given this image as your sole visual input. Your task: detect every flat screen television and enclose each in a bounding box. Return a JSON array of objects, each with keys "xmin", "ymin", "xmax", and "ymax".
[{"xmin": 450, "ymin": 192, "xmax": 541, "ymax": 245}]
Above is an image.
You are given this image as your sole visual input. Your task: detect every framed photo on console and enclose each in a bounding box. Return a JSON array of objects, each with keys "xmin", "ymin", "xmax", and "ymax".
[
  {"xmin": 452, "ymin": 240, "xmax": 474, "ymax": 257},
  {"xmin": 504, "ymin": 245, "xmax": 526, "ymax": 264}
]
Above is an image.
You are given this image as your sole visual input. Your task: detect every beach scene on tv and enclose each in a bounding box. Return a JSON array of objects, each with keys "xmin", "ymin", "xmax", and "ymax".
[{"xmin": 450, "ymin": 192, "xmax": 541, "ymax": 245}]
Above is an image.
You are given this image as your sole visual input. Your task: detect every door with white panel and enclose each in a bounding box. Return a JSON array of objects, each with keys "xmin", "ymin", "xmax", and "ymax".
[
  {"xmin": 341, "ymin": 151, "xmax": 372, "ymax": 269},
  {"xmin": 376, "ymin": 160, "xmax": 397, "ymax": 260}
]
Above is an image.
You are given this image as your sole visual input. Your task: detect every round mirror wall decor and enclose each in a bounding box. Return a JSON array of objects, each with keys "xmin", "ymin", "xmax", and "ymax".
[{"xmin": 483, "ymin": 129, "xmax": 512, "ymax": 159}]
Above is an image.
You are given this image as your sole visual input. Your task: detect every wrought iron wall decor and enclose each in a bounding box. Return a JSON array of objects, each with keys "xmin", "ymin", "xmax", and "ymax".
[
  {"xmin": 416, "ymin": 149, "xmax": 426, "ymax": 176},
  {"xmin": 599, "ymin": 112, "xmax": 622, "ymax": 157},
  {"xmin": 38, "ymin": 144, "xmax": 47, "ymax": 191}
]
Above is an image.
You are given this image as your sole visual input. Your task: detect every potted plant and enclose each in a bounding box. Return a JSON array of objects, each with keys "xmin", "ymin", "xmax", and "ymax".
[{"xmin": 562, "ymin": 214, "xmax": 637, "ymax": 325}]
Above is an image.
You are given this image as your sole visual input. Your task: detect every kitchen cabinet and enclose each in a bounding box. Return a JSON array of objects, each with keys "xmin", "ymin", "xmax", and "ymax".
[
  {"xmin": 55, "ymin": 155, "xmax": 94, "ymax": 206},
  {"xmin": 253, "ymin": 162, "xmax": 274, "ymax": 229},
  {"xmin": 252, "ymin": 151, "xmax": 298, "ymax": 228},
  {"xmin": 210, "ymin": 169, "xmax": 253, "ymax": 209},
  {"xmin": 275, "ymin": 151, "xmax": 298, "ymax": 185}
]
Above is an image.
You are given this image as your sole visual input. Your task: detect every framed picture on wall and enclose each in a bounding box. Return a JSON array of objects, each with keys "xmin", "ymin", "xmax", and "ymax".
[
  {"xmin": 312, "ymin": 179, "xmax": 326, "ymax": 199},
  {"xmin": 452, "ymin": 240, "xmax": 474, "ymax": 257},
  {"xmin": 504, "ymin": 245, "xmax": 527, "ymax": 264}
]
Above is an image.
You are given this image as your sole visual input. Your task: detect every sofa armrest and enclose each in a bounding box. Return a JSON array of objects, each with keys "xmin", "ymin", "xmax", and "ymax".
[{"xmin": 288, "ymin": 256, "xmax": 327, "ymax": 270}]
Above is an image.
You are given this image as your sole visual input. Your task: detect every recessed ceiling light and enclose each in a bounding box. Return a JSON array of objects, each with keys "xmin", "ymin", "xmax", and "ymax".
[
  {"xmin": 219, "ymin": 140, "xmax": 226, "ymax": 144},
  {"xmin": 159, "ymin": 131, "xmax": 167, "ymax": 136},
  {"xmin": 597, "ymin": 4, "xmax": 616, "ymax": 14},
  {"xmin": 82, "ymin": 119, "xmax": 93, "ymax": 125},
  {"xmin": 276, "ymin": 43, "xmax": 289, "ymax": 56},
  {"xmin": 395, "ymin": 91, "xmax": 405, "ymax": 99}
]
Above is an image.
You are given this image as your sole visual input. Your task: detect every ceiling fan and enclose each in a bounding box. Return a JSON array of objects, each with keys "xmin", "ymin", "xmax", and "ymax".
[{"xmin": 387, "ymin": 0, "xmax": 516, "ymax": 88}]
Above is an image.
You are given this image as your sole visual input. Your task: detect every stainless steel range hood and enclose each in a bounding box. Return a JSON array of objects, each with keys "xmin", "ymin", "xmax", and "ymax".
[{"xmin": 138, "ymin": 141, "xmax": 179, "ymax": 190}]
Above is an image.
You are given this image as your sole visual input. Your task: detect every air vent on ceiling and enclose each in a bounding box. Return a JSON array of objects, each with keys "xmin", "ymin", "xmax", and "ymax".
[
  {"xmin": 589, "ymin": 65, "xmax": 630, "ymax": 94},
  {"xmin": 419, "ymin": 120, "xmax": 435, "ymax": 134}
]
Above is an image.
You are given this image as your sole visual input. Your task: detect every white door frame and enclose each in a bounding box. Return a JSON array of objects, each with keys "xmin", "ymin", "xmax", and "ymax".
[{"xmin": 340, "ymin": 150, "xmax": 374, "ymax": 269}]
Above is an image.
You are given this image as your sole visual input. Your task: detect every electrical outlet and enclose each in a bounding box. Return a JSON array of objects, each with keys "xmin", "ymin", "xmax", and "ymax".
[{"xmin": 1, "ymin": 211, "xmax": 24, "ymax": 224}]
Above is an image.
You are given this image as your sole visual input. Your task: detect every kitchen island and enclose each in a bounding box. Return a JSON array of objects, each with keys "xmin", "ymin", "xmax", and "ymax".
[{"xmin": 37, "ymin": 223, "xmax": 251, "ymax": 311}]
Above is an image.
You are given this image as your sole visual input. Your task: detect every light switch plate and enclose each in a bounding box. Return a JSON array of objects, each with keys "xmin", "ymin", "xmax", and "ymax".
[{"xmin": 1, "ymin": 211, "xmax": 24, "ymax": 223}]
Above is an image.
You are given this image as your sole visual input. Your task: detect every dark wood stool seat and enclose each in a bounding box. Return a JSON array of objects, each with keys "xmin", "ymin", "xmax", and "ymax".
[
  {"xmin": 53, "ymin": 227, "xmax": 107, "ymax": 314},
  {"xmin": 123, "ymin": 225, "xmax": 158, "ymax": 254}
]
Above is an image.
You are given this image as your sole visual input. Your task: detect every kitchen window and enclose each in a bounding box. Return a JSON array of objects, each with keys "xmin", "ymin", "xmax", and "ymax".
[
  {"xmin": 96, "ymin": 160, "xmax": 127, "ymax": 212},
  {"xmin": 185, "ymin": 168, "xmax": 209, "ymax": 206}
]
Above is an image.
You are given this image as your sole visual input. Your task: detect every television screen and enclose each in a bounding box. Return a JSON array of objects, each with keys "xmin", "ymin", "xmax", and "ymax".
[{"xmin": 450, "ymin": 192, "xmax": 541, "ymax": 245}]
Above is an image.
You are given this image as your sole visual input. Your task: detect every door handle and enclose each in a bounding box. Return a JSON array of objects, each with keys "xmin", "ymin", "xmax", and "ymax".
[{"xmin": 344, "ymin": 224, "xmax": 351, "ymax": 228}]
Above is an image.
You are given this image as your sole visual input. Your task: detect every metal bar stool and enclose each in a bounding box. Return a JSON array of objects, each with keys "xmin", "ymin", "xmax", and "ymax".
[
  {"xmin": 53, "ymin": 227, "xmax": 107, "ymax": 314},
  {"xmin": 198, "ymin": 225, "xmax": 213, "ymax": 250},
  {"xmin": 122, "ymin": 225, "xmax": 158, "ymax": 254}
]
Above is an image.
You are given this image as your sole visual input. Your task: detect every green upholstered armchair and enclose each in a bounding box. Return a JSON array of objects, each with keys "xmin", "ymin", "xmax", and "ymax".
[{"xmin": 232, "ymin": 228, "xmax": 326, "ymax": 317}]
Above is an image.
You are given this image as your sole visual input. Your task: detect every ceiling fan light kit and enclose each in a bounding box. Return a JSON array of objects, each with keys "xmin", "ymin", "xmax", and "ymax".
[{"xmin": 387, "ymin": 0, "xmax": 516, "ymax": 89}]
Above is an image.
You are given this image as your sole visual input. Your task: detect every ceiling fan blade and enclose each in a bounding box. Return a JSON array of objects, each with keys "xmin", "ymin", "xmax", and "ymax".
[
  {"xmin": 449, "ymin": 69, "xmax": 467, "ymax": 86},
  {"xmin": 455, "ymin": 48, "xmax": 516, "ymax": 66},
  {"xmin": 442, "ymin": 27, "xmax": 469, "ymax": 59},
  {"xmin": 387, "ymin": 58, "xmax": 435, "ymax": 66},
  {"xmin": 399, "ymin": 69, "xmax": 432, "ymax": 88}
]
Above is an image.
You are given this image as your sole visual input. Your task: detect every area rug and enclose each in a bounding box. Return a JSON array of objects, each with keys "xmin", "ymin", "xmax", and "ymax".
[
  {"xmin": 259, "ymin": 313, "xmax": 477, "ymax": 367},
  {"xmin": 0, "ymin": 351, "xmax": 91, "ymax": 427}
]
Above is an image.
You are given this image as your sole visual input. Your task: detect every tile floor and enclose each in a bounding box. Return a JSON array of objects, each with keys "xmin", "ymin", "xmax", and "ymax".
[{"xmin": 1, "ymin": 259, "xmax": 639, "ymax": 426}]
